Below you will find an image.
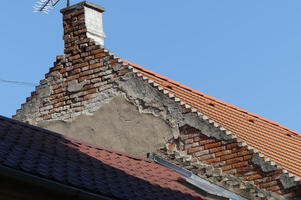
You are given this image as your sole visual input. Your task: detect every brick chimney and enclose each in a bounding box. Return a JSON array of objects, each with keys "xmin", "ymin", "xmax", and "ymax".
[
  {"xmin": 61, "ymin": 1, "xmax": 106, "ymax": 47},
  {"xmin": 14, "ymin": 1, "xmax": 130, "ymax": 123}
]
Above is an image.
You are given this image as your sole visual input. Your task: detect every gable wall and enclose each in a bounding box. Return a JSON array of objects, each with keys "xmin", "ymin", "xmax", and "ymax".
[
  {"xmin": 12, "ymin": 3, "xmax": 301, "ymax": 199},
  {"xmin": 13, "ymin": 6, "xmax": 174, "ymax": 157}
]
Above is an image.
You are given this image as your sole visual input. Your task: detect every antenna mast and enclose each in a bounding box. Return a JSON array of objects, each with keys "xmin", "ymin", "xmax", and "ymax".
[{"xmin": 34, "ymin": 0, "xmax": 70, "ymax": 13}]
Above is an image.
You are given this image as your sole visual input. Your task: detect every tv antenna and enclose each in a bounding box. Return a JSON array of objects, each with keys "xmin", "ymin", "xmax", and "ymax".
[{"xmin": 33, "ymin": 0, "xmax": 70, "ymax": 13}]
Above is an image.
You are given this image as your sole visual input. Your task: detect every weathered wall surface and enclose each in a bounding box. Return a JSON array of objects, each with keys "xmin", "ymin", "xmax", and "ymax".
[
  {"xmin": 166, "ymin": 125, "xmax": 301, "ymax": 199},
  {"xmin": 12, "ymin": 2, "xmax": 301, "ymax": 199},
  {"xmin": 39, "ymin": 95, "xmax": 172, "ymax": 157}
]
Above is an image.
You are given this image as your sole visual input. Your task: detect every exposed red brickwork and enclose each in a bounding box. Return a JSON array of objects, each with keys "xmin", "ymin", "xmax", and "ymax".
[
  {"xmin": 171, "ymin": 125, "xmax": 301, "ymax": 198},
  {"xmin": 16, "ymin": 6, "xmax": 130, "ymax": 123}
]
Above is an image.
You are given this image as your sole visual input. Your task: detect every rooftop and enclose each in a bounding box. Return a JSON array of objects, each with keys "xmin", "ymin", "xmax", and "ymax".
[{"xmin": 0, "ymin": 115, "xmax": 206, "ymax": 200}]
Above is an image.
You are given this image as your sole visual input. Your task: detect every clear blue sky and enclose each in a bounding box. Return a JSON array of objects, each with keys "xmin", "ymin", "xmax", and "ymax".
[{"xmin": 0, "ymin": 0, "xmax": 300, "ymax": 133}]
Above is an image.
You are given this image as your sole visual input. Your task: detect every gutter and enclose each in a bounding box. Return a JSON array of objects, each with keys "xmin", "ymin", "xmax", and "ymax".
[
  {"xmin": 0, "ymin": 164, "xmax": 117, "ymax": 200},
  {"xmin": 149, "ymin": 153, "xmax": 247, "ymax": 200}
]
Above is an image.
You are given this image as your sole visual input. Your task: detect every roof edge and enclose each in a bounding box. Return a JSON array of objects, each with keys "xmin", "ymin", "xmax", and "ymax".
[{"xmin": 0, "ymin": 163, "xmax": 116, "ymax": 200}]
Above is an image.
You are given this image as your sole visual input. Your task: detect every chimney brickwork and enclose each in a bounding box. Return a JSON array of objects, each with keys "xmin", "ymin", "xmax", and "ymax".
[{"xmin": 14, "ymin": 2, "xmax": 130, "ymax": 124}]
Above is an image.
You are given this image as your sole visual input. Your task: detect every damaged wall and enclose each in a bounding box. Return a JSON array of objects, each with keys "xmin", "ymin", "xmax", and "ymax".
[
  {"xmin": 165, "ymin": 125, "xmax": 301, "ymax": 199},
  {"xmin": 39, "ymin": 95, "xmax": 172, "ymax": 157},
  {"xmin": 13, "ymin": 2, "xmax": 301, "ymax": 199}
]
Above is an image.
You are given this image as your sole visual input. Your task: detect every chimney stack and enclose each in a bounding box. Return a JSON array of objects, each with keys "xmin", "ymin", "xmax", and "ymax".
[{"xmin": 61, "ymin": 1, "xmax": 106, "ymax": 46}]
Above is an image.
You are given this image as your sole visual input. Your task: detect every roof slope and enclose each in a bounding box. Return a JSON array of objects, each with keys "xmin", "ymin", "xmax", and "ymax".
[
  {"xmin": 124, "ymin": 60, "xmax": 301, "ymax": 179},
  {"xmin": 0, "ymin": 116, "xmax": 205, "ymax": 200}
]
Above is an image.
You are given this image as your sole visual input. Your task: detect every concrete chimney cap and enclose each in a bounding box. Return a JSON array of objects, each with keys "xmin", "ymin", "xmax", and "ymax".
[{"xmin": 60, "ymin": 1, "xmax": 105, "ymax": 13}]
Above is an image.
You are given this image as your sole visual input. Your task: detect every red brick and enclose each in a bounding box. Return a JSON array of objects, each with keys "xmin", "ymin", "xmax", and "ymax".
[
  {"xmin": 71, "ymin": 9, "xmax": 84, "ymax": 16},
  {"xmin": 223, "ymin": 169, "xmax": 237, "ymax": 175},
  {"xmin": 198, "ymin": 153, "xmax": 215, "ymax": 161},
  {"xmin": 73, "ymin": 107, "xmax": 83, "ymax": 112},
  {"xmin": 67, "ymin": 74, "xmax": 79, "ymax": 81},
  {"xmin": 204, "ymin": 142, "xmax": 222, "ymax": 149},
  {"xmin": 206, "ymin": 157, "xmax": 221, "ymax": 164},
  {"xmin": 199, "ymin": 139, "xmax": 216, "ymax": 145},
  {"xmin": 209, "ymin": 146, "xmax": 226, "ymax": 153},
  {"xmin": 226, "ymin": 157, "xmax": 243, "ymax": 165},
  {"xmin": 56, "ymin": 55, "xmax": 64, "ymax": 60},
  {"xmin": 118, "ymin": 69, "xmax": 130, "ymax": 76},
  {"xmin": 184, "ymin": 138, "xmax": 194, "ymax": 144},
  {"xmin": 236, "ymin": 165, "xmax": 254, "ymax": 173},
  {"xmin": 266, "ymin": 185, "xmax": 281, "ymax": 192},
  {"xmin": 85, "ymin": 56, "xmax": 94, "ymax": 61},
  {"xmin": 90, "ymin": 62, "xmax": 103, "ymax": 69},
  {"xmin": 231, "ymin": 146, "xmax": 248, "ymax": 153},
  {"xmin": 220, "ymin": 153, "xmax": 236, "ymax": 161},
  {"xmin": 72, "ymin": 68, "xmax": 81, "ymax": 74},
  {"xmin": 87, "ymin": 88, "xmax": 98, "ymax": 94},
  {"xmin": 221, "ymin": 165, "xmax": 232, "ymax": 171},
  {"xmin": 54, "ymin": 87, "xmax": 65, "ymax": 94},
  {"xmin": 232, "ymin": 161, "xmax": 249, "ymax": 168},
  {"xmin": 81, "ymin": 52, "xmax": 89, "ymax": 57},
  {"xmin": 51, "ymin": 93, "xmax": 64, "ymax": 100},
  {"xmin": 79, "ymin": 75, "xmax": 92, "ymax": 82},
  {"xmin": 248, "ymin": 174, "xmax": 262, "ymax": 181},
  {"xmin": 243, "ymin": 155, "xmax": 252, "ymax": 161},
  {"xmin": 79, "ymin": 70, "xmax": 92, "ymax": 77},
  {"xmin": 84, "ymin": 94, "xmax": 94, "ymax": 101},
  {"xmin": 216, "ymin": 150, "xmax": 230, "ymax": 157},
  {"xmin": 95, "ymin": 53, "xmax": 107, "ymax": 59},
  {"xmin": 43, "ymin": 115, "xmax": 51, "ymax": 120},
  {"xmin": 91, "ymin": 49, "xmax": 105, "ymax": 55},
  {"xmin": 69, "ymin": 54, "xmax": 80, "ymax": 61},
  {"xmin": 226, "ymin": 143, "xmax": 237, "ymax": 150},
  {"xmin": 187, "ymin": 146, "xmax": 203, "ymax": 154},
  {"xmin": 53, "ymin": 102, "xmax": 65, "ymax": 108},
  {"xmin": 260, "ymin": 181, "xmax": 277, "ymax": 188},
  {"xmin": 167, "ymin": 143, "xmax": 177, "ymax": 151},
  {"xmin": 74, "ymin": 29, "xmax": 87, "ymax": 35},
  {"xmin": 81, "ymin": 62, "xmax": 89, "ymax": 67}
]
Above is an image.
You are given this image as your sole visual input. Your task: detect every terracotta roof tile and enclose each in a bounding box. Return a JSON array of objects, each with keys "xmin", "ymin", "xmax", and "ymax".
[
  {"xmin": 0, "ymin": 116, "xmax": 205, "ymax": 200},
  {"xmin": 124, "ymin": 60, "xmax": 301, "ymax": 179}
]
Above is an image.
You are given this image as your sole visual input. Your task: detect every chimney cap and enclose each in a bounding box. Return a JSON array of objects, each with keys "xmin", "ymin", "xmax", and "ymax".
[{"xmin": 60, "ymin": 1, "xmax": 105, "ymax": 13}]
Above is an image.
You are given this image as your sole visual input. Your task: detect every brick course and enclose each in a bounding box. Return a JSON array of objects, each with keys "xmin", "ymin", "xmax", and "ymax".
[{"xmin": 169, "ymin": 125, "xmax": 301, "ymax": 198}]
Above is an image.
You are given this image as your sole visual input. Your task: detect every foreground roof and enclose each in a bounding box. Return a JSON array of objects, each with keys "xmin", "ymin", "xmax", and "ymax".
[
  {"xmin": 0, "ymin": 115, "xmax": 205, "ymax": 200},
  {"xmin": 123, "ymin": 59, "xmax": 301, "ymax": 180}
]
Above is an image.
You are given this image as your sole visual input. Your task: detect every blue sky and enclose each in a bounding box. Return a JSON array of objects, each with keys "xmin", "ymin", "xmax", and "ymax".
[{"xmin": 0, "ymin": 0, "xmax": 300, "ymax": 133}]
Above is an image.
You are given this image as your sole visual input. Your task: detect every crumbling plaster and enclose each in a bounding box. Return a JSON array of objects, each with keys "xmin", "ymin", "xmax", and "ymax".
[
  {"xmin": 21, "ymin": 71, "xmax": 234, "ymax": 157},
  {"xmin": 14, "ymin": 64, "xmax": 299, "ymax": 195},
  {"xmin": 15, "ymin": 80, "xmax": 51, "ymax": 124},
  {"xmin": 39, "ymin": 95, "xmax": 172, "ymax": 156},
  {"xmin": 117, "ymin": 72, "xmax": 234, "ymax": 142}
]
